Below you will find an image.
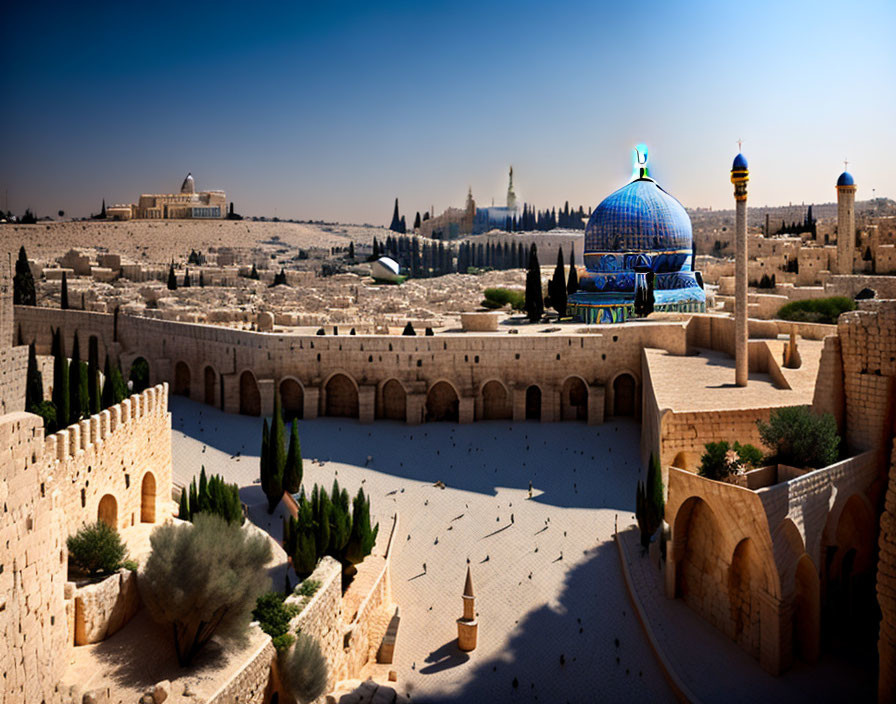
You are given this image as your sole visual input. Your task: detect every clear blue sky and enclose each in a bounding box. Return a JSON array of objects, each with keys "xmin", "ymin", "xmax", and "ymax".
[{"xmin": 1, "ymin": 0, "xmax": 893, "ymax": 223}]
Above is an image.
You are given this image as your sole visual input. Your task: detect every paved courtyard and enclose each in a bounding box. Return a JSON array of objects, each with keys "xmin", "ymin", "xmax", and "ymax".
[{"xmin": 170, "ymin": 396, "xmax": 674, "ymax": 703}]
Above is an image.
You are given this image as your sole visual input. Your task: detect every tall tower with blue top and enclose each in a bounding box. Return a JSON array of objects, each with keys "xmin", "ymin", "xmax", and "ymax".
[
  {"xmin": 836, "ymin": 165, "xmax": 856, "ymax": 275},
  {"xmin": 731, "ymin": 148, "xmax": 750, "ymax": 387},
  {"xmin": 567, "ymin": 146, "xmax": 706, "ymax": 324}
]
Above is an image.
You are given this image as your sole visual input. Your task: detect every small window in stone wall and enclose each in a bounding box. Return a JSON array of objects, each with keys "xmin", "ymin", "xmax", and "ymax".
[
  {"xmin": 516, "ymin": 353, "xmax": 520, "ymax": 360},
  {"xmin": 125, "ymin": 474, "xmax": 130, "ymax": 489},
  {"xmin": 474, "ymin": 356, "xmax": 479, "ymax": 363},
  {"xmin": 81, "ymin": 488, "xmax": 86, "ymax": 507},
  {"xmin": 417, "ymin": 360, "xmax": 422, "ymax": 367}
]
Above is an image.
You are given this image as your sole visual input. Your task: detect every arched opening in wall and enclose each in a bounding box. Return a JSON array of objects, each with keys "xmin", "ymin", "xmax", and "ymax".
[
  {"xmin": 129, "ymin": 357, "xmax": 150, "ymax": 395},
  {"xmin": 203, "ymin": 366, "xmax": 217, "ymax": 406},
  {"xmin": 240, "ymin": 371, "xmax": 261, "ymax": 417},
  {"xmin": 140, "ymin": 472, "xmax": 156, "ymax": 523},
  {"xmin": 728, "ymin": 538, "xmax": 764, "ymax": 658},
  {"xmin": 613, "ymin": 373, "xmax": 636, "ymax": 417},
  {"xmin": 173, "ymin": 361, "xmax": 191, "ymax": 397},
  {"xmin": 525, "ymin": 385, "xmax": 541, "ymax": 421},
  {"xmin": 280, "ymin": 378, "xmax": 304, "ymax": 420},
  {"xmin": 671, "ymin": 451, "xmax": 696, "ymax": 471},
  {"xmin": 325, "ymin": 374, "xmax": 359, "ymax": 418},
  {"xmin": 794, "ymin": 553, "xmax": 820, "ymax": 663},
  {"xmin": 98, "ymin": 494, "xmax": 118, "ymax": 530},
  {"xmin": 482, "ymin": 380, "xmax": 511, "ymax": 420},
  {"xmin": 426, "ymin": 381, "xmax": 459, "ymax": 422},
  {"xmin": 378, "ymin": 379, "xmax": 406, "ymax": 421},
  {"xmin": 561, "ymin": 377, "xmax": 588, "ymax": 421},
  {"xmin": 824, "ymin": 494, "xmax": 877, "ymax": 656}
]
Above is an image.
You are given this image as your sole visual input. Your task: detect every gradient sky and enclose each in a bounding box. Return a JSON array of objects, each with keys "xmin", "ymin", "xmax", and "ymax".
[{"xmin": 1, "ymin": 0, "xmax": 894, "ymax": 224}]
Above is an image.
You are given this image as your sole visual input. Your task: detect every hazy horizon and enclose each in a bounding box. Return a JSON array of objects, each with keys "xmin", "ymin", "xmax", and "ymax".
[{"xmin": 2, "ymin": 1, "xmax": 893, "ymax": 224}]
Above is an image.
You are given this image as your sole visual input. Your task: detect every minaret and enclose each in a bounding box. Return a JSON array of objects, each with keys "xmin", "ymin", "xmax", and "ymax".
[
  {"xmin": 836, "ymin": 165, "xmax": 856, "ymax": 275},
  {"xmin": 456, "ymin": 566, "xmax": 478, "ymax": 651},
  {"xmin": 731, "ymin": 149, "xmax": 749, "ymax": 387},
  {"xmin": 506, "ymin": 166, "xmax": 518, "ymax": 211}
]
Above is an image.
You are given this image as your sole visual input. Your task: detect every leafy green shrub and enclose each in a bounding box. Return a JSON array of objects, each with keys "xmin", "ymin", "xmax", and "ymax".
[
  {"xmin": 139, "ymin": 513, "xmax": 272, "ymax": 665},
  {"xmin": 67, "ymin": 521, "xmax": 127, "ymax": 577},
  {"xmin": 296, "ymin": 579, "xmax": 321, "ymax": 597},
  {"xmin": 122, "ymin": 559, "xmax": 139, "ymax": 572},
  {"xmin": 482, "ymin": 287, "xmax": 525, "ymax": 310},
  {"xmin": 178, "ymin": 466, "xmax": 243, "ymax": 525},
  {"xmin": 272, "ymin": 633, "xmax": 296, "ymax": 652},
  {"xmin": 698, "ymin": 441, "xmax": 737, "ymax": 480},
  {"xmin": 253, "ymin": 591, "xmax": 301, "ymax": 650},
  {"xmin": 29, "ymin": 400, "xmax": 57, "ymax": 433},
  {"xmin": 777, "ymin": 297, "xmax": 855, "ymax": 325},
  {"xmin": 280, "ymin": 632, "xmax": 329, "ymax": 704},
  {"xmin": 733, "ymin": 442, "xmax": 764, "ymax": 469},
  {"xmin": 757, "ymin": 406, "xmax": 840, "ymax": 469}
]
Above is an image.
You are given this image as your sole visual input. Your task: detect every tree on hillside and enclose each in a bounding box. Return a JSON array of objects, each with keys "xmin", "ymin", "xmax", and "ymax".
[
  {"xmin": 13, "ymin": 246, "xmax": 36, "ymax": 306},
  {"xmin": 139, "ymin": 514, "xmax": 272, "ymax": 666},
  {"xmin": 167, "ymin": 264, "xmax": 177, "ymax": 290},
  {"xmin": 567, "ymin": 246, "xmax": 579, "ymax": 295},
  {"xmin": 389, "ymin": 198, "xmax": 402, "ymax": 232},
  {"xmin": 101, "ymin": 355, "xmax": 126, "ymax": 409},
  {"xmin": 25, "ymin": 341, "xmax": 43, "ymax": 410},
  {"xmin": 262, "ymin": 392, "xmax": 286, "ymax": 513},
  {"xmin": 524, "ymin": 244, "xmax": 544, "ymax": 323},
  {"xmin": 549, "ymin": 247, "xmax": 567, "ymax": 317},
  {"xmin": 345, "ymin": 487, "xmax": 378, "ymax": 565},
  {"xmin": 283, "ymin": 420, "xmax": 303, "ymax": 494},
  {"xmin": 183, "ymin": 269, "xmax": 191, "ymax": 287},
  {"xmin": 413, "ymin": 212, "xmax": 421, "ymax": 230},
  {"xmin": 87, "ymin": 335, "xmax": 100, "ymax": 415},
  {"xmin": 60, "ymin": 271, "xmax": 69, "ymax": 310},
  {"xmin": 329, "ymin": 479, "xmax": 352, "ymax": 558}
]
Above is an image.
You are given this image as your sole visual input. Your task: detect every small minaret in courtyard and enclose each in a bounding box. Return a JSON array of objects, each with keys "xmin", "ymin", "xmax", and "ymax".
[
  {"xmin": 836, "ymin": 163, "xmax": 857, "ymax": 275},
  {"xmin": 457, "ymin": 566, "xmax": 478, "ymax": 651},
  {"xmin": 731, "ymin": 146, "xmax": 750, "ymax": 387}
]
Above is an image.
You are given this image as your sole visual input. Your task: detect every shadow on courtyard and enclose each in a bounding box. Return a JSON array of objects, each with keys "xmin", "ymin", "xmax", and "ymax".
[{"xmin": 169, "ymin": 396, "xmax": 643, "ymax": 512}]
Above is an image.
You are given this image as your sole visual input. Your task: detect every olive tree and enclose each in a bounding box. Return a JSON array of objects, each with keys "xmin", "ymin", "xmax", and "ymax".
[{"xmin": 139, "ymin": 514, "xmax": 272, "ymax": 665}]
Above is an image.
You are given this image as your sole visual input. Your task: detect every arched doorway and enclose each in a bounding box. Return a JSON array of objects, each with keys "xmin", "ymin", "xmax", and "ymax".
[
  {"xmin": 129, "ymin": 357, "xmax": 150, "ymax": 395},
  {"xmin": 426, "ymin": 381, "xmax": 459, "ymax": 422},
  {"xmin": 98, "ymin": 494, "xmax": 118, "ymax": 530},
  {"xmin": 378, "ymin": 379, "xmax": 406, "ymax": 421},
  {"xmin": 204, "ymin": 366, "xmax": 217, "ymax": 406},
  {"xmin": 482, "ymin": 380, "xmax": 511, "ymax": 420},
  {"xmin": 561, "ymin": 377, "xmax": 588, "ymax": 421},
  {"xmin": 280, "ymin": 378, "xmax": 304, "ymax": 420},
  {"xmin": 675, "ymin": 498, "xmax": 729, "ymax": 634},
  {"xmin": 794, "ymin": 554, "xmax": 820, "ymax": 663},
  {"xmin": 325, "ymin": 374, "xmax": 359, "ymax": 418},
  {"xmin": 728, "ymin": 538, "xmax": 763, "ymax": 658},
  {"xmin": 613, "ymin": 373, "xmax": 636, "ymax": 417},
  {"xmin": 525, "ymin": 385, "xmax": 541, "ymax": 420},
  {"xmin": 240, "ymin": 371, "xmax": 261, "ymax": 416},
  {"xmin": 173, "ymin": 361, "xmax": 191, "ymax": 397},
  {"xmin": 141, "ymin": 472, "xmax": 156, "ymax": 523}
]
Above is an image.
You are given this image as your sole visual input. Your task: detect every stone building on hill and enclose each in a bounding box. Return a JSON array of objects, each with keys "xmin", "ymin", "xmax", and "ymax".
[{"xmin": 106, "ymin": 172, "xmax": 226, "ymax": 221}]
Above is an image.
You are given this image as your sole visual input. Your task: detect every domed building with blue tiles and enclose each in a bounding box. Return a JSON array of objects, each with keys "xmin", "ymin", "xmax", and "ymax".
[{"xmin": 569, "ymin": 146, "xmax": 707, "ymax": 323}]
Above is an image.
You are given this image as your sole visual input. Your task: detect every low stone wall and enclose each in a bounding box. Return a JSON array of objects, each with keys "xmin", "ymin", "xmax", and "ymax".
[
  {"xmin": 207, "ymin": 636, "xmax": 277, "ymax": 704},
  {"xmin": 72, "ymin": 568, "xmax": 140, "ymax": 645}
]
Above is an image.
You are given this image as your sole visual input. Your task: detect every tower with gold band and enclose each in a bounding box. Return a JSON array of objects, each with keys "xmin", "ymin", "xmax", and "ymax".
[{"xmin": 731, "ymin": 151, "xmax": 749, "ymax": 387}]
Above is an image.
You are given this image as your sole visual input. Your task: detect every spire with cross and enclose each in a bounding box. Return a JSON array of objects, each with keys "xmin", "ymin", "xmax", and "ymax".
[{"xmin": 737, "ymin": 138, "xmax": 743, "ymax": 153}]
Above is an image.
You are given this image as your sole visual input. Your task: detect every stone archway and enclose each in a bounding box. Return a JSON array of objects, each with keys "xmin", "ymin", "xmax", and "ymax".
[
  {"xmin": 239, "ymin": 371, "xmax": 261, "ymax": 417},
  {"xmin": 98, "ymin": 494, "xmax": 118, "ymax": 530},
  {"xmin": 482, "ymin": 380, "xmax": 511, "ymax": 420},
  {"xmin": 613, "ymin": 373, "xmax": 636, "ymax": 417},
  {"xmin": 280, "ymin": 378, "xmax": 304, "ymax": 420},
  {"xmin": 141, "ymin": 472, "xmax": 156, "ymax": 523},
  {"xmin": 794, "ymin": 554, "xmax": 820, "ymax": 663},
  {"xmin": 728, "ymin": 538, "xmax": 764, "ymax": 658},
  {"xmin": 525, "ymin": 385, "xmax": 541, "ymax": 420},
  {"xmin": 426, "ymin": 381, "xmax": 459, "ymax": 422},
  {"xmin": 129, "ymin": 357, "xmax": 150, "ymax": 395},
  {"xmin": 561, "ymin": 377, "xmax": 588, "ymax": 421},
  {"xmin": 379, "ymin": 379, "xmax": 406, "ymax": 421},
  {"xmin": 325, "ymin": 374, "xmax": 359, "ymax": 418},
  {"xmin": 204, "ymin": 365, "xmax": 217, "ymax": 406},
  {"xmin": 174, "ymin": 361, "xmax": 191, "ymax": 397}
]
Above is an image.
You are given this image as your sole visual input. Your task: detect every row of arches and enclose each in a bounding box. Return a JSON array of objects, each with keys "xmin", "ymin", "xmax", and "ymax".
[
  {"xmin": 95, "ymin": 472, "xmax": 157, "ymax": 532},
  {"xmin": 162, "ymin": 359, "xmax": 638, "ymax": 423},
  {"xmin": 671, "ymin": 491, "xmax": 877, "ymax": 668}
]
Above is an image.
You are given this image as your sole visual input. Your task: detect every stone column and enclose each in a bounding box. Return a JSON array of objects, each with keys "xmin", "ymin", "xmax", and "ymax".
[
  {"xmin": 406, "ymin": 393, "xmax": 425, "ymax": 425},
  {"xmin": 837, "ymin": 177, "xmax": 857, "ymax": 275},
  {"xmin": 731, "ymin": 154, "xmax": 750, "ymax": 387},
  {"xmin": 458, "ymin": 397, "xmax": 474, "ymax": 424},
  {"xmin": 358, "ymin": 385, "xmax": 376, "ymax": 424},
  {"xmin": 302, "ymin": 387, "xmax": 319, "ymax": 420},
  {"xmin": 587, "ymin": 385, "xmax": 605, "ymax": 426},
  {"xmin": 758, "ymin": 589, "xmax": 792, "ymax": 675},
  {"xmin": 512, "ymin": 387, "xmax": 527, "ymax": 422}
]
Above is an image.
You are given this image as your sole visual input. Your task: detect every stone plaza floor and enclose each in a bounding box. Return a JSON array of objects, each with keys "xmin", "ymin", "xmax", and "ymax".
[{"xmin": 169, "ymin": 396, "xmax": 675, "ymax": 703}]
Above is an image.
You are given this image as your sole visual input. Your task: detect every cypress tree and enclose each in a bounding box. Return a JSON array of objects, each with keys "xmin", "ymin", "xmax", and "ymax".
[
  {"xmin": 101, "ymin": 354, "xmax": 114, "ymax": 410},
  {"xmin": 329, "ymin": 480, "xmax": 352, "ymax": 557},
  {"xmin": 189, "ymin": 479, "xmax": 198, "ymax": 521},
  {"xmin": 69, "ymin": 332, "xmax": 83, "ymax": 422},
  {"xmin": 567, "ymin": 246, "xmax": 579, "ymax": 295},
  {"xmin": 25, "ymin": 341, "xmax": 43, "ymax": 411},
  {"xmin": 87, "ymin": 336, "xmax": 100, "ymax": 414},
  {"xmin": 265, "ymin": 392, "xmax": 286, "ymax": 513},
  {"xmin": 110, "ymin": 358, "xmax": 127, "ymax": 404},
  {"xmin": 250, "ymin": 263, "xmax": 259, "ymax": 280},
  {"xmin": 413, "ymin": 212, "xmax": 421, "ymax": 229},
  {"xmin": 293, "ymin": 500, "xmax": 317, "ymax": 577},
  {"xmin": 178, "ymin": 489, "xmax": 189, "ymax": 520},
  {"xmin": 167, "ymin": 264, "xmax": 177, "ymax": 290},
  {"xmin": 183, "ymin": 269, "xmax": 191, "ymax": 287},
  {"xmin": 260, "ymin": 417, "xmax": 270, "ymax": 504},
  {"xmin": 13, "ymin": 246, "xmax": 36, "ymax": 306},
  {"xmin": 199, "ymin": 271, "xmax": 205, "ymax": 287},
  {"xmin": 60, "ymin": 271, "xmax": 69, "ymax": 310},
  {"xmin": 198, "ymin": 466, "xmax": 209, "ymax": 513},
  {"xmin": 647, "ymin": 453, "xmax": 665, "ymax": 533},
  {"xmin": 348, "ymin": 242, "xmax": 355, "ymax": 260},
  {"xmin": 283, "ymin": 420, "xmax": 303, "ymax": 494},
  {"xmin": 315, "ymin": 489, "xmax": 331, "ymax": 559},
  {"xmin": 402, "ymin": 321, "xmax": 416, "ymax": 336},
  {"xmin": 550, "ymin": 247, "xmax": 567, "ymax": 317},
  {"xmin": 372, "ymin": 237, "xmax": 380, "ymax": 259},
  {"xmin": 389, "ymin": 198, "xmax": 402, "ymax": 232},
  {"xmin": 524, "ymin": 244, "xmax": 544, "ymax": 323},
  {"xmin": 346, "ymin": 487, "xmax": 378, "ymax": 564},
  {"xmin": 53, "ymin": 331, "xmax": 69, "ymax": 429}
]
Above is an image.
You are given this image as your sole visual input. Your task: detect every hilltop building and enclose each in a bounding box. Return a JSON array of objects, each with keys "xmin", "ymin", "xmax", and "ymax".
[{"xmin": 106, "ymin": 173, "xmax": 226, "ymax": 221}]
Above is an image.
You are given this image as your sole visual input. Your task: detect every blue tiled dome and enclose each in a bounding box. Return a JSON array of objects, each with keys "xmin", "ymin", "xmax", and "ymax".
[
  {"xmin": 837, "ymin": 171, "xmax": 855, "ymax": 187},
  {"xmin": 584, "ymin": 178, "xmax": 692, "ymax": 259},
  {"xmin": 732, "ymin": 153, "xmax": 748, "ymax": 170}
]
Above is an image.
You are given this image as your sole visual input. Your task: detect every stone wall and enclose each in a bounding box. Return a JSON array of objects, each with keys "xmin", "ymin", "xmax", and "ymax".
[
  {"xmin": 879, "ymin": 444, "xmax": 896, "ymax": 703},
  {"xmin": 207, "ymin": 637, "xmax": 277, "ymax": 704}
]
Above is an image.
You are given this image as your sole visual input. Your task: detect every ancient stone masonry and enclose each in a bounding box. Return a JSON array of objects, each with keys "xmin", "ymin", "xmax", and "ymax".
[
  {"xmin": 0, "ymin": 384, "xmax": 172, "ymax": 704},
  {"xmin": 878, "ymin": 444, "xmax": 896, "ymax": 704}
]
